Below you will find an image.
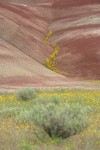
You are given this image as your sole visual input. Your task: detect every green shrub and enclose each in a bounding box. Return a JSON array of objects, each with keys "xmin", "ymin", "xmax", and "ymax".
[
  {"xmin": 16, "ymin": 88, "xmax": 37, "ymax": 101},
  {"xmin": 31, "ymin": 101, "xmax": 90, "ymax": 139},
  {"xmin": 0, "ymin": 106, "xmax": 21, "ymax": 118},
  {"xmin": 35, "ymin": 96, "xmax": 64, "ymax": 105},
  {"xmin": 21, "ymin": 142, "xmax": 32, "ymax": 150},
  {"xmin": 16, "ymin": 110, "xmax": 33, "ymax": 123},
  {"xmin": 0, "ymin": 104, "xmax": 32, "ymax": 119}
]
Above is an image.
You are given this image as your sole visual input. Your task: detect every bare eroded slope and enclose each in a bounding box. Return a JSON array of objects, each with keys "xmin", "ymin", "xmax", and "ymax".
[
  {"xmin": 0, "ymin": 0, "xmax": 100, "ymax": 89},
  {"xmin": 0, "ymin": 2, "xmax": 69, "ymax": 87},
  {"xmin": 47, "ymin": 0, "xmax": 100, "ymax": 79}
]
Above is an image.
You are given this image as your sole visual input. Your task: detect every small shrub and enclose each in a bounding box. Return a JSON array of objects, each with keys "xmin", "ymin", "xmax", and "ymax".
[
  {"xmin": 35, "ymin": 96, "xmax": 64, "ymax": 105},
  {"xmin": 21, "ymin": 142, "xmax": 32, "ymax": 150},
  {"xmin": 16, "ymin": 110, "xmax": 33, "ymax": 123},
  {"xmin": 0, "ymin": 107, "xmax": 21, "ymax": 118},
  {"xmin": 31, "ymin": 101, "xmax": 90, "ymax": 139},
  {"xmin": 16, "ymin": 88, "xmax": 37, "ymax": 101},
  {"xmin": 0, "ymin": 104, "xmax": 32, "ymax": 119}
]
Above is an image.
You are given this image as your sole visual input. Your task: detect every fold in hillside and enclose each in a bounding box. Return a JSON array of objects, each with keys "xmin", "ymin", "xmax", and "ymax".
[
  {"xmin": 36, "ymin": 0, "xmax": 100, "ymax": 79},
  {"xmin": 0, "ymin": 38, "xmax": 68, "ymax": 87},
  {"xmin": 47, "ymin": 0, "xmax": 100, "ymax": 79},
  {"xmin": 0, "ymin": 2, "xmax": 52, "ymax": 63},
  {"xmin": 0, "ymin": 0, "xmax": 100, "ymax": 88},
  {"xmin": 0, "ymin": 2, "xmax": 70, "ymax": 86}
]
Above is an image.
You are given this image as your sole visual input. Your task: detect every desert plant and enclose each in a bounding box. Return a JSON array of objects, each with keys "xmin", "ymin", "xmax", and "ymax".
[
  {"xmin": 31, "ymin": 101, "xmax": 90, "ymax": 139},
  {"xmin": 0, "ymin": 103, "xmax": 33, "ymax": 119},
  {"xmin": 35, "ymin": 95, "xmax": 64, "ymax": 105},
  {"xmin": 21, "ymin": 141, "xmax": 32, "ymax": 150},
  {"xmin": 0, "ymin": 106, "xmax": 21, "ymax": 118},
  {"xmin": 16, "ymin": 88, "xmax": 37, "ymax": 101}
]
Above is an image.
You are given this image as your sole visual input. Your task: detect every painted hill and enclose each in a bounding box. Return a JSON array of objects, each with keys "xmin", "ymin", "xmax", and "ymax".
[
  {"xmin": 34, "ymin": 0, "xmax": 100, "ymax": 79},
  {"xmin": 0, "ymin": 0, "xmax": 100, "ymax": 89},
  {"xmin": 0, "ymin": 2, "xmax": 69, "ymax": 87},
  {"xmin": 47, "ymin": 0, "xmax": 100, "ymax": 79}
]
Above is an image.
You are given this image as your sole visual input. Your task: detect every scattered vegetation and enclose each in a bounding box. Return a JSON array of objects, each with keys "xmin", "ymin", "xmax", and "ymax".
[
  {"xmin": 31, "ymin": 101, "xmax": 90, "ymax": 139},
  {"xmin": 0, "ymin": 88, "xmax": 100, "ymax": 150},
  {"xmin": 16, "ymin": 88, "xmax": 37, "ymax": 101},
  {"xmin": 44, "ymin": 31, "xmax": 65, "ymax": 74},
  {"xmin": 44, "ymin": 31, "xmax": 53, "ymax": 45}
]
